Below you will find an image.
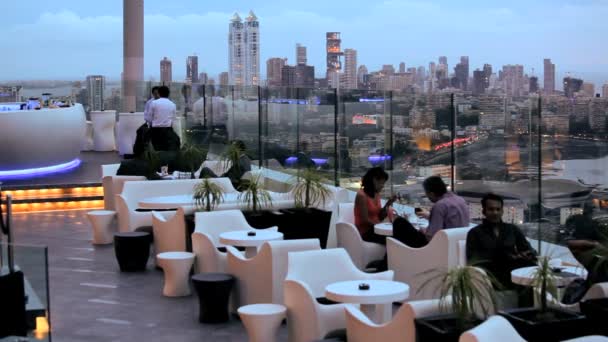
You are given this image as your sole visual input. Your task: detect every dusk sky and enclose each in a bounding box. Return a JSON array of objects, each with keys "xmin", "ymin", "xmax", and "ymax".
[{"xmin": 2, "ymin": 0, "xmax": 607, "ymax": 86}]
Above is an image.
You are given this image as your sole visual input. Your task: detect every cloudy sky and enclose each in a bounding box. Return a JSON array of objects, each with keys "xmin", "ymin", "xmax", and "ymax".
[{"xmin": 1, "ymin": 0, "xmax": 607, "ymax": 86}]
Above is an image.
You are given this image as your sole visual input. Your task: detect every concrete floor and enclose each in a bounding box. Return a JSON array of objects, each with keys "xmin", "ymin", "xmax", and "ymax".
[{"xmin": 11, "ymin": 209, "xmax": 287, "ymax": 342}]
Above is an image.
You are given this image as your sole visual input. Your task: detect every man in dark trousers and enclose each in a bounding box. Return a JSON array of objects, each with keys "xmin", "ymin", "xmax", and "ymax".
[{"xmin": 148, "ymin": 85, "xmax": 180, "ymax": 151}]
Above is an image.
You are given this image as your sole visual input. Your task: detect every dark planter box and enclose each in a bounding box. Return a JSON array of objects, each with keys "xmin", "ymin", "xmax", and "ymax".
[
  {"xmin": 415, "ymin": 314, "xmax": 482, "ymax": 342},
  {"xmin": 243, "ymin": 210, "xmax": 282, "ymax": 229},
  {"xmin": 499, "ymin": 307, "xmax": 588, "ymax": 342},
  {"xmin": 278, "ymin": 208, "xmax": 332, "ymax": 248},
  {"xmin": 580, "ymin": 298, "xmax": 608, "ymax": 336}
]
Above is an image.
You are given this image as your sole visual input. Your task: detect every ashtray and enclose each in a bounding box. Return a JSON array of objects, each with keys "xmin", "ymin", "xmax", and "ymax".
[
  {"xmin": 247, "ymin": 231, "xmax": 256, "ymax": 236},
  {"xmin": 358, "ymin": 283, "xmax": 370, "ymax": 290}
]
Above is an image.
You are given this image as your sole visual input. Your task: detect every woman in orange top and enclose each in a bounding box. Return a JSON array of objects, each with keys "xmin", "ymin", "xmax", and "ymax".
[{"xmin": 354, "ymin": 167, "xmax": 396, "ymax": 245}]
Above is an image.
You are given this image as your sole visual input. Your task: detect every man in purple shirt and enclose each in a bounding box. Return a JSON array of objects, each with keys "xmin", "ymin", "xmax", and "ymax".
[{"xmin": 392, "ymin": 176, "xmax": 470, "ymax": 247}]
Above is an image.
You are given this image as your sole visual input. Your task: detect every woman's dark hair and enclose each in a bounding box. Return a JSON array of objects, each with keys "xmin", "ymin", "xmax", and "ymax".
[
  {"xmin": 361, "ymin": 167, "xmax": 388, "ymax": 198},
  {"xmin": 422, "ymin": 176, "xmax": 447, "ymax": 196},
  {"xmin": 158, "ymin": 85, "xmax": 170, "ymax": 98},
  {"xmin": 481, "ymin": 193, "xmax": 504, "ymax": 210}
]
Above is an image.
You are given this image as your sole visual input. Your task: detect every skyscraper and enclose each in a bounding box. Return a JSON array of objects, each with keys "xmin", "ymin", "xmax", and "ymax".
[
  {"xmin": 160, "ymin": 57, "xmax": 172, "ymax": 84},
  {"xmin": 219, "ymin": 72, "xmax": 229, "ymax": 86},
  {"xmin": 267, "ymin": 57, "xmax": 286, "ymax": 87},
  {"xmin": 472, "ymin": 69, "xmax": 486, "ymax": 95},
  {"xmin": 454, "ymin": 56, "xmax": 469, "ymax": 91},
  {"xmin": 122, "ymin": 0, "xmax": 143, "ymax": 112},
  {"xmin": 529, "ymin": 76, "xmax": 539, "ymax": 94},
  {"xmin": 244, "ymin": 11, "xmax": 260, "ymax": 86},
  {"xmin": 343, "ymin": 48, "xmax": 357, "ymax": 89},
  {"xmin": 187, "ymin": 55, "xmax": 198, "ymax": 83},
  {"xmin": 603, "ymin": 84, "xmax": 608, "ymax": 98},
  {"xmin": 483, "ymin": 64, "xmax": 492, "ymax": 89},
  {"xmin": 296, "ymin": 44, "xmax": 307, "ymax": 65},
  {"xmin": 326, "ymin": 32, "xmax": 343, "ymax": 88},
  {"xmin": 229, "ymin": 12, "xmax": 259, "ymax": 86},
  {"xmin": 399, "ymin": 62, "xmax": 406, "ymax": 73},
  {"xmin": 502, "ymin": 64, "xmax": 525, "ymax": 97},
  {"xmin": 86, "ymin": 75, "xmax": 105, "ymax": 111},
  {"xmin": 228, "ymin": 13, "xmax": 244, "ymax": 86},
  {"xmin": 544, "ymin": 58, "xmax": 555, "ymax": 95},
  {"xmin": 563, "ymin": 77, "xmax": 583, "ymax": 98},
  {"xmin": 357, "ymin": 65, "xmax": 368, "ymax": 89}
]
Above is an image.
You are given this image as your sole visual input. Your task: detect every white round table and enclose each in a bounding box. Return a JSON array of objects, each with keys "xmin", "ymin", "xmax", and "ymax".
[
  {"xmin": 87, "ymin": 210, "xmax": 116, "ymax": 244},
  {"xmin": 325, "ymin": 280, "xmax": 409, "ymax": 323},
  {"xmin": 138, "ymin": 193, "xmax": 240, "ymax": 210},
  {"xmin": 374, "ymin": 223, "xmax": 393, "ymax": 236},
  {"xmin": 219, "ymin": 230, "xmax": 283, "ymax": 258},
  {"xmin": 511, "ymin": 266, "xmax": 587, "ymax": 287}
]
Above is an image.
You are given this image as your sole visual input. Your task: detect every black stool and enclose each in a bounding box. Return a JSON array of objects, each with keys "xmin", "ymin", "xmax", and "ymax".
[
  {"xmin": 191, "ymin": 273, "xmax": 235, "ymax": 323},
  {"xmin": 114, "ymin": 232, "xmax": 151, "ymax": 272}
]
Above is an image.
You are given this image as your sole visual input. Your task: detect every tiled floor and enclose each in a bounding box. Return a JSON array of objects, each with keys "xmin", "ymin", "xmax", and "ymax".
[{"xmin": 12, "ymin": 209, "xmax": 287, "ymax": 342}]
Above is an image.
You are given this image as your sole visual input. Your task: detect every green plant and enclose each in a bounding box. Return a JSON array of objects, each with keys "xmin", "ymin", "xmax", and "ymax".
[
  {"xmin": 238, "ymin": 174, "xmax": 272, "ymax": 213},
  {"xmin": 420, "ymin": 266, "xmax": 499, "ymax": 330},
  {"xmin": 222, "ymin": 141, "xmax": 245, "ymax": 175},
  {"xmin": 530, "ymin": 256, "xmax": 559, "ymax": 318},
  {"xmin": 291, "ymin": 167, "xmax": 332, "ymax": 208},
  {"xmin": 179, "ymin": 136, "xmax": 207, "ymax": 174},
  {"xmin": 142, "ymin": 143, "xmax": 161, "ymax": 178},
  {"xmin": 193, "ymin": 178, "xmax": 224, "ymax": 211}
]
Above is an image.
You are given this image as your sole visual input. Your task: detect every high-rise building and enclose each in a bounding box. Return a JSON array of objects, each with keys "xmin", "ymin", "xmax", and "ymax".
[
  {"xmin": 267, "ymin": 58, "xmax": 287, "ymax": 87},
  {"xmin": 502, "ymin": 64, "xmax": 525, "ymax": 97},
  {"xmin": 186, "ymin": 55, "xmax": 198, "ymax": 83},
  {"xmin": 0, "ymin": 86, "xmax": 22, "ymax": 103},
  {"xmin": 416, "ymin": 66, "xmax": 425, "ymax": 87},
  {"xmin": 229, "ymin": 13, "xmax": 244, "ymax": 86},
  {"xmin": 295, "ymin": 64, "xmax": 315, "ymax": 88},
  {"xmin": 281, "ymin": 65, "xmax": 296, "ymax": 87},
  {"xmin": 381, "ymin": 65, "xmax": 395, "ymax": 75},
  {"xmin": 160, "ymin": 57, "xmax": 172, "ymax": 84},
  {"xmin": 244, "ymin": 11, "xmax": 260, "ymax": 86},
  {"xmin": 326, "ymin": 32, "xmax": 343, "ymax": 88},
  {"xmin": 122, "ymin": 0, "xmax": 143, "ymax": 112},
  {"xmin": 229, "ymin": 12, "xmax": 259, "ymax": 86},
  {"xmin": 472, "ymin": 69, "xmax": 486, "ymax": 95},
  {"xmin": 399, "ymin": 62, "xmax": 406, "ymax": 73},
  {"xmin": 86, "ymin": 75, "xmax": 105, "ymax": 111},
  {"xmin": 343, "ymin": 48, "xmax": 357, "ymax": 89},
  {"xmin": 543, "ymin": 58, "xmax": 555, "ymax": 95},
  {"xmin": 603, "ymin": 84, "xmax": 608, "ymax": 98},
  {"xmin": 438, "ymin": 56, "xmax": 448, "ymax": 69},
  {"xmin": 219, "ymin": 72, "xmax": 229, "ymax": 86},
  {"xmin": 582, "ymin": 83, "xmax": 595, "ymax": 98},
  {"xmin": 296, "ymin": 44, "xmax": 307, "ymax": 65},
  {"xmin": 357, "ymin": 65, "xmax": 368, "ymax": 89},
  {"xmin": 529, "ymin": 76, "xmax": 539, "ymax": 94},
  {"xmin": 483, "ymin": 64, "xmax": 492, "ymax": 89},
  {"xmin": 199, "ymin": 72, "xmax": 208, "ymax": 84},
  {"xmin": 454, "ymin": 56, "xmax": 469, "ymax": 91},
  {"xmin": 563, "ymin": 77, "xmax": 583, "ymax": 98}
]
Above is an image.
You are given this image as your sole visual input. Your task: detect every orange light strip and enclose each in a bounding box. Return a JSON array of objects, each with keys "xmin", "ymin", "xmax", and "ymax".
[
  {"xmin": 3, "ymin": 186, "xmax": 103, "ymax": 199},
  {"xmin": 3, "ymin": 200, "xmax": 104, "ymax": 213}
]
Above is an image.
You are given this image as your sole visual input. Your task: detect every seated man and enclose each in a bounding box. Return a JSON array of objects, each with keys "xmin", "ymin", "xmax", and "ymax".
[
  {"xmin": 393, "ymin": 175, "xmax": 470, "ymax": 247},
  {"xmin": 466, "ymin": 193, "xmax": 537, "ymax": 288}
]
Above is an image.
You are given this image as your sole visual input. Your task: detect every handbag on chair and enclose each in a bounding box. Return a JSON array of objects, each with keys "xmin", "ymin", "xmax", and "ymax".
[{"xmin": 0, "ymin": 192, "xmax": 28, "ymax": 338}]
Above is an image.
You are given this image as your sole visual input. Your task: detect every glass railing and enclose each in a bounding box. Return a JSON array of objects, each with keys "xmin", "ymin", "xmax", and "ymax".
[
  {"xmin": 8, "ymin": 80, "xmax": 608, "ymax": 246},
  {"xmin": 0, "ymin": 243, "xmax": 51, "ymax": 341}
]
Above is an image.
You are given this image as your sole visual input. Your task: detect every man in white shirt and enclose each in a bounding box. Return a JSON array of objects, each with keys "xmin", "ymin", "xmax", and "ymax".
[
  {"xmin": 149, "ymin": 85, "xmax": 180, "ymax": 151},
  {"xmin": 143, "ymin": 86, "xmax": 160, "ymax": 125}
]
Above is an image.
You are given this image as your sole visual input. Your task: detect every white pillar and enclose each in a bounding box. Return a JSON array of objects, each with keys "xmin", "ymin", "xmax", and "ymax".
[{"xmin": 123, "ymin": 0, "xmax": 144, "ymax": 113}]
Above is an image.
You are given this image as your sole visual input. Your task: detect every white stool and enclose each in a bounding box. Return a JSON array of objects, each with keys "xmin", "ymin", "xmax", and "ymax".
[
  {"xmin": 86, "ymin": 210, "xmax": 116, "ymax": 244},
  {"xmin": 238, "ymin": 304, "xmax": 286, "ymax": 342},
  {"xmin": 157, "ymin": 252, "xmax": 195, "ymax": 297}
]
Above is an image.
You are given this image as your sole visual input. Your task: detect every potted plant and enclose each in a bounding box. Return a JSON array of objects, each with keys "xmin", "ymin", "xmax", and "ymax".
[
  {"xmin": 193, "ymin": 178, "xmax": 224, "ymax": 212},
  {"xmin": 220, "ymin": 140, "xmax": 249, "ymax": 188},
  {"xmin": 499, "ymin": 256, "xmax": 588, "ymax": 341},
  {"xmin": 177, "ymin": 135, "xmax": 207, "ymax": 178},
  {"xmin": 279, "ymin": 168, "xmax": 333, "ymax": 248},
  {"xmin": 142, "ymin": 143, "xmax": 162, "ymax": 180},
  {"xmin": 415, "ymin": 266, "xmax": 499, "ymax": 342},
  {"xmin": 238, "ymin": 174, "xmax": 276, "ymax": 228}
]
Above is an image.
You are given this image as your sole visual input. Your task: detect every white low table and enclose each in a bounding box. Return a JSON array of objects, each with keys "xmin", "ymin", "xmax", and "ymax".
[
  {"xmin": 511, "ymin": 266, "xmax": 587, "ymax": 288},
  {"xmin": 87, "ymin": 210, "xmax": 116, "ymax": 244},
  {"xmin": 157, "ymin": 251, "xmax": 195, "ymax": 297},
  {"xmin": 138, "ymin": 193, "xmax": 241, "ymax": 210},
  {"xmin": 373, "ymin": 217, "xmax": 429, "ymax": 236},
  {"xmin": 219, "ymin": 230, "xmax": 283, "ymax": 258},
  {"xmin": 325, "ymin": 280, "xmax": 409, "ymax": 323}
]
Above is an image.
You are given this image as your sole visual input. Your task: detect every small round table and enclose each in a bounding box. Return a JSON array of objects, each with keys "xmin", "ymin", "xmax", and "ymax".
[
  {"xmin": 87, "ymin": 210, "xmax": 116, "ymax": 244},
  {"xmin": 325, "ymin": 280, "xmax": 409, "ymax": 324},
  {"xmin": 157, "ymin": 251, "xmax": 195, "ymax": 297},
  {"xmin": 219, "ymin": 230, "xmax": 283, "ymax": 258},
  {"xmin": 374, "ymin": 223, "xmax": 393, "ymax": 236},
  {"xmin": 238, "ymin": 304, "xmax": 286, "ymax": 342},
  {"xmin": 511, "ymin": 266, "xmax": 587, "ymax": 288}
]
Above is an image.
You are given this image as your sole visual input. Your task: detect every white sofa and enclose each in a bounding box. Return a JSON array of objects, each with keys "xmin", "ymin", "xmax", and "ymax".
[
  {"xmin": 115, "ymin": 178, "xmax": 202, "ymax": 232},
  {"xmin": 226, "ymin": 239, "xmax": 321, "ymax": 307},
  {"xmin": 283, "ymin": 248, "xmax": 394, "ymax": 342},
  {"xmin": 101, "ymin": 163, "xmax": 146, "ymax": 211},
  {"xmin": 387, "ymin": 227, "xmax": 472, "ymax": 300}
]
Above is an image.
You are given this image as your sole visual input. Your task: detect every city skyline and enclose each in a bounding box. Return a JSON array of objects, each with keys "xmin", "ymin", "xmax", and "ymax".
[{"xmin": 2, "ymin": 0, "xmax": 608, "ymax": 88}]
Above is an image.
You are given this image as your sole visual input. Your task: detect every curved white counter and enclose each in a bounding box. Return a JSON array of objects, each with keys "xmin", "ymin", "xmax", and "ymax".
[{"xmin": 0, "ymin": 104, "xmax": 86, "ymax": 173}]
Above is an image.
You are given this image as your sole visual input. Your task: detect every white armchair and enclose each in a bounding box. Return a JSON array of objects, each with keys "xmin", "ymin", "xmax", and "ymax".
[
  {"xmin": 545, "ymin": 281, "xmax": 608, "ymax": 312},
  {"xmin": 226, "ymin": 239, "xmax": 321, "ymax": 308},
  {"xmin": 191, "ymin": 210, "xmax": 278, "ymax": 273},
  {"xmin": 101, "ymin": 163, "xmax": 146, "ymax": 211},
  {"xmin": 386, "ymin": 227, "xmax": 472, "ymax": 300},
  {"xmin": 152, "ymin": 206, "xmax": 194, "ymax": 262},
  {"xmin": 459, "ymin": 315, "xmax": 525, "ymax": 342},
  {"xmin": 283, "ymin": 248, "xmax": 394, "ymax": 342},
  {"xmin": 336, "ymin": 203, "xmax": 385, "ymax": 270},
  {"xmin": 345, "ymin": 304, "xmax": 411, "ymax": 342}
]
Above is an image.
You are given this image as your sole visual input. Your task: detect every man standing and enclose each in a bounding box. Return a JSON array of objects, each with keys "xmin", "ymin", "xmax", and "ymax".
[
  {"xmin": 466, "ymin": 193, "xmax": 536, "ymax": 287},
  {"xmin": 149, "ymin": 85, "xmax": 180, "ymax": 151},
  {"xmin": 143, "ymin": 86, "xmax": 160, "ymax": 125}
]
